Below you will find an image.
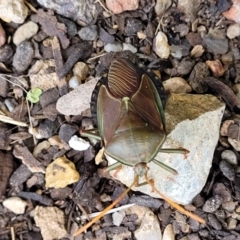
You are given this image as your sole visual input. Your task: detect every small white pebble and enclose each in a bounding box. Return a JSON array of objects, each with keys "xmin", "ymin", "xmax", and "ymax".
[
  {"xmin": 122, "ymin": 43, "xmax": 137, "ymax": 53},
  {"xmin": 3, "ymin": 197, "xmax": 27, "ymax": 214},
  {"xmin": 112, "ymin": 211, "xmax": 126, "ymax": 226},
  {"xmin": 104, "ymin": 42, "xmax": 123, "ymax": 52},
  {"xmin": 69, "ymin": 75, "xmax": 81, "ymax": 89},
  {"xmin": 69, "ymin": 135, "xmax": 90, "ymax": 151}
]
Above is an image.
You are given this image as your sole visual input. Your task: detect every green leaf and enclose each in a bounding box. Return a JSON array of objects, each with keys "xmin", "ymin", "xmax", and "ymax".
[{"xmin": 26, "ymin": 88, "xmax": 42, "ymax": 103}]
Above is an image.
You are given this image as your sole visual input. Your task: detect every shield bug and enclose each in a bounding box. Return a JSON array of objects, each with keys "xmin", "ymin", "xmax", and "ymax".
[{"xmin": 75, "ymin": 58, "xmax": 205, "ymax": 236}]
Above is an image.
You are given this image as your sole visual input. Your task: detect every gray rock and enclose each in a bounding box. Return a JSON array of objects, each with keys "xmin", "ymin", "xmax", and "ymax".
[
  {"xmin": 112, "ymin": 211, "xmax": 125, "ymax": 226},
  {"xmin": 202, "ymin": 195, "xmax": 223, "ymax": 213},
  {"xmin": 188, "ymin": 62, "xmax": 210, "ymax": 93},
  {"xmin": 130, "ymin": 195, "xmax": 162, "ymax": 209},
  {"xmin": 219, "ymin": 160, "xmax": 235, "ymax": 181},
  {"xmin": 104, "ymin": 42, "xmax": 123, "ymax": 52},
  {"xmin": 124, "ymin": 18, "xmax": 142, "ymax": 36},
  {"xmin": 36, "ymin": 0, "xmax": 97, "ymax": 25},
  {"xmin": 221, "ymin": 150, "xmax": 238, "ymax": 165},
  {"xmin": 208, "ymin": 214, "xmax": 222, "ymax": 230},
  {"xmin": 203, "ymin": 29, "xmax": 229, "ymax": 55},
  {"xmin": 13, "ymin": 41, "xmax": 34, "ymax": 72},
  {"xmin": 107, "ymin": 94, "xmax": 225, "ymax": 205},
  {"xmin": 59, "ymin": 124, "xmax": 78, "ymax": 143},
  {"xmin": 0, "ymin": 45, "xmax": 13, "ymax": 62},
  {"xmin": 78, "ymin": 25, "xmax": 98, "ymax": 41},
  {"xmin": 213, "ymin": 182, "xmax": 232, "ymax": 203},
  {"xmin": 56, "ymin": 77, "xmax": 99, "ymax": 116}
]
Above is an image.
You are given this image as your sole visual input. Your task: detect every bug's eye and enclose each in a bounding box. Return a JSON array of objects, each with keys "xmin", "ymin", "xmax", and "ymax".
[{"xmin": 108, "ymin": 59, "xmax": 141, "ymax": 98}]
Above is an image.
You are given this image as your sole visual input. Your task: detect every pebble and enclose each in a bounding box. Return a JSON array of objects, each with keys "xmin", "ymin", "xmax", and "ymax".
[
  {"xmin": 208, "ymin": 214, "xmax": 222, "ymax": 230},
  {"xmin": 73, "ymin": 62, "xmax": 89, "ymax": 81},
  {"xmin": 203, "ymin": 29, "xmax": 228, "ymax": 55},
  {"xmin": 36, "ymin": 0, "xmax": 96, "ymax": 25},
  {"xmin": 78, "ymin": 25, "xmax": 98, "ymax": 41},
  {"xmin": 48, "ymin": 136, "xmax": 65, "ymax": 149},
  {"xmin": 213, "ymin": 182, "xmax": 232, "ymax": 203},
  {"xmin": 155, "ymin": 0, "xmax": 172, "ymax": 16},
  {"xmin": 0, "ymin": 0, "xmax": 28, "ymax": 23},
  {"xmin": 228, "ymin": 137, "xmax": 240, "ymax": 151},
  {"xmin": 219, "ymin": 160, "xmax": 235, "ymax": 181},
  {"xmin": 56, "ymin": 77, "xmax": 99, "ymax": 116},
  {"xmin": 227, "ymin": 23, "xmax": 240, "ymax": 39},
  {"xmin": 69, "ymin": 135, "xmax": 90, "ymax": 151},
  {"xmin": 59, "ymin": 124, "xmax": 78, "ymax": 143},
  {"xmin": 33, "ymin": 140, "xmax": 50, "ymax": 158},
  {"xmin": 13, "ymin": 21, "xmax": 39, "ymax": 45},
  {"xmin": 29, "ymin": 60, "xmax": 59, "ymax": 91},
  {"xmin": 162, "ymin": 224, "xmax": 175, "ymax": 240},
  {"xmin": 125, "ymin": 18, "xmax": 143, "ymax": 36},
  {"xmin": 223, "ymin": 0, "xmax": 240, "ymax": 23},
  {"xmin": 222, "ymin": 201, "xmax": 238, "ymax": 212},
  {"xmin": 0, "ymin": 23, "xmax": 6, "ymax": 47},
  {"xmin": 99, "ymin": 27, "xmax": 115, "ymax": 44},
  {"xmin": 177, "ymin": 0, "xmax": 201, "ymax": 22},
  {"xmin": 0, "ymin": 44, "xmax": 13, "ymax": 62},
  {"xmin": 188, "ymin": 62, "xmax": 210, "ymax": 93},
  {"xmin": 217, "ymin": 0, "xmax": 231, "ymax": 13},
  {"xmin": 122, "ymin": 43, "xmax": 137, "ymax": 53},
  {"xmin": 170, "ymin": 45, "xmax": 183, "ymax": 59},
  {"xmin": 13, "ymin": 41, "xmax": 34, "ymax": 72},
  {"xmin": 3, "ymin": 197, "xmax": 27, "ymax": 214},
  {"xmin": 153, "ymin": 31, "xmax": 170, "ymax": 59},
  {"xmin": 134, "ymin": 207, "xmax": 162, "ymax": 240},
  {"xmin": 227, "ymin": 217, "xmax": 237, "ymax": 230},
  {"xmin": 112, "ymin": 211, "xmax": 125, "ymax": 226},
  {"xmin": 202, "ymin": 195, "xmax": 223, "ymax": 213},
  {"xmin": 37, "ymin": 119, "xmax": 58, "ymax": 139},
  {"xmin": 45, "ymin": 156, "xmax": 80, "ymax": 189},
  {"xmin": 104, "ymin": 42, "xmax": 123, "ymax": 52},
  {"xmin": 106, "ymin": 0, "xmax": 139, "ymax": 14},
  {"xmin": 221, "ymin": 150, "xmax": 238, "ymax": 165},
  {"xmin": 190, "ymin": 45, "xmax": 204, "ymax": 58},
  {"xmin": 68, "ymin": 75, "xmax": 81, "ymax": 89},
  {"xmin": 34, "ymin": 206, "xmax": 67, "ymax": 240},
  {"xmin": 174, "ymin": 24, "xmax": 189, "ymax": 37},
  {"xmin": 163, "ymin": 77, "xmax": 192, "ymax": 93}
]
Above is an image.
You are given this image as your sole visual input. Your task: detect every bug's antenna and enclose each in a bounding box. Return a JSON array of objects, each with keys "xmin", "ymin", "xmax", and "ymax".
[
  {"xmin": 145, "ymin": 175, "xmax": 206, "ymax": 224},
  {"xmin": 74, "ymin": 175, "xmax": 138, "ymax": 236}
]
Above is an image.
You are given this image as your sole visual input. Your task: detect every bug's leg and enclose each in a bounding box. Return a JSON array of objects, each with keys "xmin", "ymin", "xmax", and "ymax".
[
  {"xmin": 74, "ymin": 175, "xmax": 138, "ymax": 236},
  {"xmin": 106, "ymin": 162, "xmax": 122, "ymax": 172},
  {"xmin": 159, "ymin": 148, "xmax": 189, "ymax": 159},
  {"xmin": 113, "ymin": 165, "xmax": 123, "ymax": 177},
  {"xmin": 153, "ymin": 159, "xmax": 178, "ymax": 175},
  {"xmin": 80, "ymin": 128, "xmax": 102, "ymax": 140},
  {"xmin": 144, "ymin": 174, "xmax": 206, "ymax": 224}
]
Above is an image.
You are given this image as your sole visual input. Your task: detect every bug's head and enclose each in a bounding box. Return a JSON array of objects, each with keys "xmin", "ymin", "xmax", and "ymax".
[{"xmin": 133, "ymin": 162, "xmax": 149, "ymax": 178}]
